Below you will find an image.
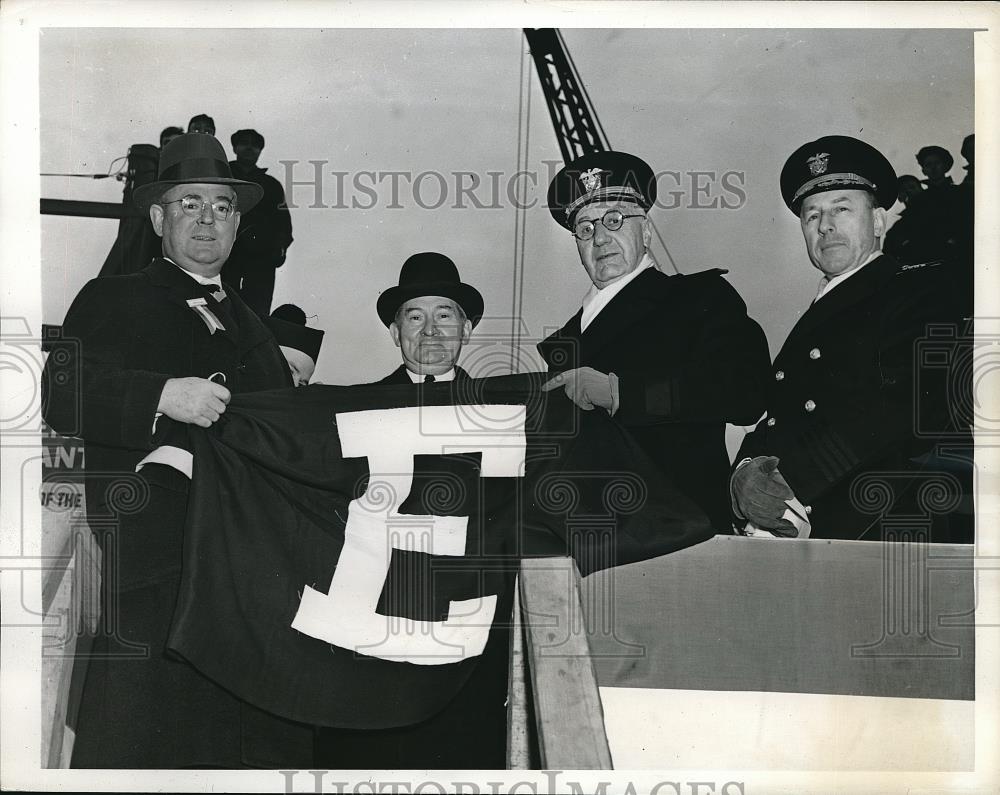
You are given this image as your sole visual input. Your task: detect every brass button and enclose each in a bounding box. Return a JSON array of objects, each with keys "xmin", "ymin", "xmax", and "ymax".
[
  {"xmin": 775, "ymin": 370, "xmax": 785, "ymax": 381},
  {"xmin": 766, "ymin": 417, "xmax": 777, "ymax": 427},
  {"xmin": 804, "ymin": 399, "xmax": 816, "ymax": 412},
  {"xmin": 809, "ymin": 347, "xmax": 821, "ymax": 360},
  {"xmin": 804, "ymin": 505, "xmax": 812, "ymax": 515}
]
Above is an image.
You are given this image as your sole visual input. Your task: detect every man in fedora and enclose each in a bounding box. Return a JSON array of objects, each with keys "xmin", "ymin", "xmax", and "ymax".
[
  {"xmin": 539, "ymin": 151, "xmax": 771, "ymax": 532},
  {"xmin": 731, "ymin": 135, "xmax": 969, "ymax": 542},
  {"xmin": 42, "ymin": 133, "xmax": 313, "ymax": 768},
  {"xmin": 375, "ymin": 251, "xmax": 484, "ymax": 384}
]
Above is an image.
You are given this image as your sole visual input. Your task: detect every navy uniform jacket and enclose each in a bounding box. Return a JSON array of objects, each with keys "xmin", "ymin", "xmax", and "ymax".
[
  {"xmin": 40, "ymin": 256, "xmax": 311, "ymax": 768},
  {"xmin": 737, "ymin": 254, "xmax": 969, "ymax": 541},
  {"xmin": 537, "ymin": 267, "xmax": 771, "ymax": 532}
]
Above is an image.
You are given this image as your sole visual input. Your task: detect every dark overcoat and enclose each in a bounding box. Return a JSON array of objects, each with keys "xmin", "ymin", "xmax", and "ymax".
[
  {"xmin": 221, "ymin": 161, "xmax": 294, "ymax": 315},
  {"xmin": 737, "ymin": 254, "xmax": 971, "ymax": 541},
  {"xmin": 42, "ymin": 257, "xmax": 314, "ymax": 768},
  {"xmin": 537, "ymin": 267, "xmax": 771, "ymax": 532}
]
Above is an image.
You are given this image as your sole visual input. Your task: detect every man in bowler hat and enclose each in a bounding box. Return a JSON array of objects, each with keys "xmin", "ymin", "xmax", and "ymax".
[
  {"xmin": 538, "ymin": 151, "xmax": 771, "ymax": 532},
  {"xmin": 313, "ymin": 253, "xmax": 511, "ymax": 769},
  {"xmin": 732, "ymin": 135, "xmax": 970, "ymax": 542},
  {"xmin": 375, "ymin": 251, "xmax": 484, "ymax": 384},
  {"xmin": 41, "ymin": 133, "xmax": 313, "ymax": 767}
]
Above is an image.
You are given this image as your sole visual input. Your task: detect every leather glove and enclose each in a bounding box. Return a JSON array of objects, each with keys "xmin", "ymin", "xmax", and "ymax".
[
  {"xmin": 542, "ymin": 367, "xmax": 614, "ymax": 411},
  {"xmin": 730, "ymin": 455, "xmax": 799, "ymax": 537}
]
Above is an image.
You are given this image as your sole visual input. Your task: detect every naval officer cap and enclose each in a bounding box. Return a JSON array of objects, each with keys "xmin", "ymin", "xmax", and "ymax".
[
  {"xmin": 547, "ymin": 151, "xmax": 658, "ymax": 230},
  {"xmin": 780, "ymin": 135, "xmax": 897, "ymax": 215}
]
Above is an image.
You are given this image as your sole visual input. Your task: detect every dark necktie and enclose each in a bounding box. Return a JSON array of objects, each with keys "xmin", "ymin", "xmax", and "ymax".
[
  {"xmin": 424, "ymin": 374, "xmax": 436, "ymax": 383},
  {"xmin": 196, "ymin": 283, "xmax": 227, "ymax": 303}
]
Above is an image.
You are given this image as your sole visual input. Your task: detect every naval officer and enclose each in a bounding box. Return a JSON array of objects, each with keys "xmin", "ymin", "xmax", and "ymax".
[
  {"xmin": 538, "ymin": 150, "xmax": 772, "ymax": 532},
  {"xmin": 731, "ymin": 135, "xmax": 970, "ymax": 541}
]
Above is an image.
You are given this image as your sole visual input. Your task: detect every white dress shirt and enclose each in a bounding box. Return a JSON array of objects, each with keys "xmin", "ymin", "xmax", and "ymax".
[
  {"xmin": 165, "ymin": 257, "xmax": 223, "ymax": 289},
  {"xmin": 580, "ymin": 253, "xmax": 655, "ymax": 332},
  {"xmin": 813, "ymin": 249, "xmax": 882, "ymax": 303},
  {"xmin": 405, "ymin": 367, "xmax": 457, "ymax": 383}
]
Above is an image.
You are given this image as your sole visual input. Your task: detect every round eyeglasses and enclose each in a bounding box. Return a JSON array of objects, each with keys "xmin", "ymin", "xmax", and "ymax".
[
  {"xmin": 162, "ymin": 195, "xmax": 236, "ymax": 221},
  {"xmin": 572, "ymin": 209, "xmax": 645, "ymax": 241}
]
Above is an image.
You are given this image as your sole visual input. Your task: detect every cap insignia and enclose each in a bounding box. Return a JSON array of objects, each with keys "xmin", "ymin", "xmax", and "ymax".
[
  {"xmin": 579, "ymin": 168, "xmax": 604, "ymax": 193},
  {"xmin": 807, "ymin": 153, "xmax": 830, "ymax": 176}
]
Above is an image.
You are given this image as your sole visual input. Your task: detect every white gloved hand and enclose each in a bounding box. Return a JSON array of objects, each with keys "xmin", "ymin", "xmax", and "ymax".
[{"xmin": 541, "ymin": 367, "xmax": 615, "ymax": 411}]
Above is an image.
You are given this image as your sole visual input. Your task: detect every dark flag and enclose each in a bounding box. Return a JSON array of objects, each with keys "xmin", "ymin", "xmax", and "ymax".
[{"xmin": 164, "ymin": 373, "xmax": 712, "ymax": 727}]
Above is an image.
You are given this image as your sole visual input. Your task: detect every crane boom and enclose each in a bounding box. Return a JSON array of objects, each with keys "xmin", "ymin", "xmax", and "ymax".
[
  {"xmin": 522, "ymin": 28, "xmax": 609, "ymax": 163},
  {"xmin": 521, "ymin": 28, "xmax": 680, "ymax": 274}
]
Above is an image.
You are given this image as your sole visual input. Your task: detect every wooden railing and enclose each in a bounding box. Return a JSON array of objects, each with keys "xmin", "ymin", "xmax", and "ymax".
[
  {"xmin": 40, "ymin": 433, "xmax": 100, "ymax": 768},
  {"xmin": 508, "ymin": 557, "xmax": 612, "ymax": 769},
  {"xmin": 509, "ymin": 537, "xmax": 975, "ymax": 770}
]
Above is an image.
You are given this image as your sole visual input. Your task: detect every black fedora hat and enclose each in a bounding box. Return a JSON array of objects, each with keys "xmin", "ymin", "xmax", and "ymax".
[
  {"xmin": 376, "ymin": 252, "xmax": 484, "ymax": 328},
  {"xmin": 133, "ymin": 133, "xmax": 264, "ymax": 212},
  {"xmin": 266, "ymin": 317, "xmax": 324, "ymax": 364},
  {"xmin": 267, "ymin": 304, "xmax": 324, "ymax": 363}
]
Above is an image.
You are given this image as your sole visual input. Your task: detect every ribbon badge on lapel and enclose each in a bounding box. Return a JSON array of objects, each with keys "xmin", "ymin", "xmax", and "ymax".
[{"xmin": 186, "ymin": 297, "xmax": 226, "ymax": 335}]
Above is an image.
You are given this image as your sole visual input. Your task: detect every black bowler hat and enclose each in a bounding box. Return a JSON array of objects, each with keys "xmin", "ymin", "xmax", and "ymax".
[
  {"xmin": 916, "ymin": 145, "xmax": 954, "ymax": 171},
  {"xmin": 133, "ymin": 133, "xmax": 264, "ymax": 212},
  {"xmin": 266, "ymin": 304, "xmax": 324, "ymax": 365},
  {"xmin": 376, "ymin": 252, "xmax": 484, "ymax": 328},
  {"xmin": 547, "ymin": 151, "xmax": 657, "ymax": 230},
  {"xmin": 232, "ymin": 128, "xmax": 265, "ymax": 149},
  {"xmin": 780, "ymin": 135, "xmax": 897, "ymax": 214}
]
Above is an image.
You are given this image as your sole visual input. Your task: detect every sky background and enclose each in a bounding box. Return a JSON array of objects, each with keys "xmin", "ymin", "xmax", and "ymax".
[{"xmin": 39, "ymin": 27, "xmax": 974, "ymax": 385}]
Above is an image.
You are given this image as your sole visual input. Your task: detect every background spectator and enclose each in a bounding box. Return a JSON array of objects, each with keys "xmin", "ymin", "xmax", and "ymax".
[
  {"xmin": 187, "ymin": 113, "xmax": 216, "ymax": 135},
  {"xmin": 221, "ymin": 128, "xmax": 293, "ymax": 316},
  {"xmin": 159, "ymin": 126, "xmax": 183, "ymax": 148}
]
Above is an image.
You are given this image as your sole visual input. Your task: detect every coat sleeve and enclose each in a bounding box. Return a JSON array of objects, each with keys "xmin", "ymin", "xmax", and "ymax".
[
  {"xmin": 42, "ymin": 277, "xmax": 170, "ymax": 451},
  {"xmin": 738, "ymin": 267, "xmax": 962, "ymax": 503},
  {"xmin": 614, "ymin": 275, "xmax": 771, "ymax": 426}
]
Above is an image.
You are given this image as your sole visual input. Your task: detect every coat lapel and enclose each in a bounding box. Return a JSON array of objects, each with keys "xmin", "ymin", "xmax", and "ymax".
[
  {"xmin": 791, "ymin": 255, "xmax": 897, "ymax": 338},
  {"xmin": 577, "ymin": 268, "xmax": 667, "ymax": 360},
  {"xmin": 144, "ymin": 258, "xmax": 238, "ymax": 348},
  {"xmin": 378, "ymin": 365, "xmax": 413, "ymax": 385},
  {"xmin": 537, "ymin": 310, "xmax": 582, "ymax": 369},
  {"xmin": 537, "ymin": 268, "xmax": 670, "ymax": 369}
]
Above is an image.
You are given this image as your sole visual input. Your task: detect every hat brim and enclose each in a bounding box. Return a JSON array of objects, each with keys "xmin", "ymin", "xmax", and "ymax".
[
  {"xmin": 266, "ymin": 317, "xmax": 324, "ymax": 362},
  {"xmin": 377, "ymin": 282, "xmax": 484, "ymax": 328},
  {"xmin": 133, "ymin": 178, "xmax": 264, "ymax": 214}
]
